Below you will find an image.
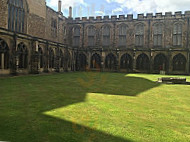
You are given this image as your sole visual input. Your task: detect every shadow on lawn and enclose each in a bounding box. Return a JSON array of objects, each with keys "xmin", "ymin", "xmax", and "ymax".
[{"xmin": 0, "ymin": 72, "xmax": 160, "ymax": 142}]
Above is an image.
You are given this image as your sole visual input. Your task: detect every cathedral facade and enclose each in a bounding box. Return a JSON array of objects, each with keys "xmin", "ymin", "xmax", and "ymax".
[{"xmin": 0, "ymin": 0, "xmax": 190, "ymax": 75}]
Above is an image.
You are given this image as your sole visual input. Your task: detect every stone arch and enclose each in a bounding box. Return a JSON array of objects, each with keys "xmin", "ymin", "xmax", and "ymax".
[
  {"xmin": 38, "ymin": 46, "xmax": 43, "ymax": 69},
  {"xmin": 91, "ymin": 53, "xmax": 101, "ymax": 69},
  {"xmin": 48, "ymin": 48, "xmax": 54, "ymax": 69},
  {"xmin": 154, "ymin": 53, "xmax": 168, "ymax": 72},
  {"xmin": 0, "ymin": 38, "xmax": 9, "ymax": 69},
  {"xmin": 17, "ymin": 42, "xmax": 28, "ymax": 69},
  {"xmin": 105, "ymin": 53, "xmax": 116, "ymax": 70},
  {"xmin": 60, "ymin": 49, "xmax": 64, "ymax": 68},
  {"xmin": 173, "ymin": 53, "xmax": 186, "ymax": 72},
  {"xmin": 136, "ymin": 53, "xmax": 150, "ymax": 71},
  {"xmin": 76, "ymin": 53, "xmax": 87, "ymax": 71},
  {"xmin": 120, "ymin": 53, "xmax": 133, "ymax": 70}
]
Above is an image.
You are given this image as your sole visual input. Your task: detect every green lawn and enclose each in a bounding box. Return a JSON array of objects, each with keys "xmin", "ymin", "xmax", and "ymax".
[{"xmin": 0, "ymin": 72, "xmax": 190, "ymax": 142}]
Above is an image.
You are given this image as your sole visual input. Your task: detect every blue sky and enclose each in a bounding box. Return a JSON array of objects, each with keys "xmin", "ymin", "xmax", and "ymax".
[{"xmin": 46, "ymin": 0, "xmax": 190, "ymax": 18}]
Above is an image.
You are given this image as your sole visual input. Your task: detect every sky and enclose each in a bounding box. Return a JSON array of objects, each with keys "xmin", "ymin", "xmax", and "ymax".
[{"xmin": 46, "ymin": 0, "xmax": 190, "ymax": 18}]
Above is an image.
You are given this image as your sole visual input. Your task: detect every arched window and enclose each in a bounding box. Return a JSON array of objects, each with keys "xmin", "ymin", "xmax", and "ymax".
[
  {"xmin": 0, "ymin": 39, "xmax": 9, "ymax": 69},
  {"xmin": 135, "ymin": 24, "xmax": 144, "ymax": 46},
  {"xmin": 88, "ymin": 26, "xmax": 96, "ymax": 47},
  {"xmin": 18, "ymin": 43, "xmax": 28, "ymax": 69},
  {"xmin": 73, "ymin": 26, "xmax": 80, "ymax": 46},
  {"xmin": 153, "ymin": 23, "xmax": 163, "ymax": 47},
  {"xmin": 38, "ymin": 47, "xmax": 43, "ymax": 68},
  {"xmin": 102, "ymin": 25, "xmax": 110, "ymax": 46},
  {"xmin": 105, "ymin": 53, "xmax": 116, "ymax": 70},
  {"xmin": 91, "ymin": 53, "xmax": 101, "ymax": 69},
  {"xmin": 136, "ymin": 53, "xmax": 149, "ymax": 71},
  {"xmin": 173, "ymin": 23, "xmax": 182, "ymax": 46},
  {"xmin": 49, "ymin": 49, "xmax": 54, "ymax": 68},
  {"xmin": 60, "ymin": 50, "xmax": 64, "ymax": 68},
  {"xmin": 118, "ymin": 24, "xmax": 127, "ymax": 46},
  {"xmin": 173, "ymin": 54, "xmax": 186, "ymax": 71},
  {"xmin": 120, "ymin": 54, "xmax": 132, "ymax": 69},
  {"xmin": 8, "ymin": 0, "xmax": 25, "ymax": 33}
]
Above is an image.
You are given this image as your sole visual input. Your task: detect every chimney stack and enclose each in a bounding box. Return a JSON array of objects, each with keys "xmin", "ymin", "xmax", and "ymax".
[
  {"xmin": 69, "ymin": 6, "xmax": 72, "ymax": 18},
  {"xmin": 58, "ymin": 0, "xmax": 62, "ymax": 13}
]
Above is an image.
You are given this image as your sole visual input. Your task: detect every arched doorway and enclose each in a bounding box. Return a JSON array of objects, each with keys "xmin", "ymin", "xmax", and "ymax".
[
  {"xmin": 105, "ymin": 53, "xmax": 116, "ymax": 70},
  {"xmin": 173, "ymin": 54, "xmax": 186, "ymax": 72},
  {"xmin": 120, "ymin": 53, "xmax": 133, "ymax": 70},
  {"xmin": 76, "ymin": 53, "xmax": 87, "ymax": 71},
  {"xmin": 38, "ymin": 47, "xmax": 43, "ymax": 69},
  {"xmin": 154, "ymin": 54, "xmax": 168, "ymax": 72},
  {"xmin": 48, "ymin": 49, "xmax": 54, "ymax": 69},
  {"xmin": 18, "ymin": 43, "xmax": 28, "ymax": 69},
  {"xmin": 91, "ymin": 53, "xmax": 101, "ymax": 70},
  {"xmin": 136, "ymin": 53, "xmax": 150, "ymax": 71},
  {"xmin": 0, "ymin": 39, "xmax": 9, "ymax": 69},
  {"xmin": 60, "ymin": 50, "xmax": 64, "ymax": 68}
]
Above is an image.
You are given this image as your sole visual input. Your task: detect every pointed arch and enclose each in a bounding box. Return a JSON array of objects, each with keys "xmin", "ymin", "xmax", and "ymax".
[
  {"xmin": 0, "ymin": 38, "xmax": 9, "ymax": 69},
  {"xmin": 105, "ymin": 53, "xmax": 116, "ymax": 70},
  {"xmin": 173, "ymin": 53, "xmax": 186, "ymax": 72},
  {"xmin": 48, "ymin": 48, "xmax": 54, "ymax": 69},
  {"xmin": 154, "ymin": 53, "xmax": 167, "ymax": 71},
  {"xmin": 136, "ymin": 53, "xmax": 149, "ymax": 71},
  {"xmin": 120, "ymin": 53, "xmax": 133, "ymax": 70},
  {"xmin": 38, "ymin": 46, "xmax": 43, "ymax": 68},
  {"xmin": 76, "ymin": 53, "xmax": 87, "ymax": 71},
  {"xmin": 91, "ymin": 53, "xmax": 101, "ymax": 69},
  {"xmin": 18, "ymin": 42, "xmax": 28, "ymax": 69}
]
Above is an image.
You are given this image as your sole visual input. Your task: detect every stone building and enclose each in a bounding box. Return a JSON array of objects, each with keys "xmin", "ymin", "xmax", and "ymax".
[{"xmin": 0, "ymin": 0, "xmax": 190, "ymax": 75}]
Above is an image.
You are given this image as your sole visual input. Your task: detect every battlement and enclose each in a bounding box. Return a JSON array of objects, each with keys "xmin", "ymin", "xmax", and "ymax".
[{"xmin": 72, "ymin": 11, "xmax": 190, "ymax": 22}]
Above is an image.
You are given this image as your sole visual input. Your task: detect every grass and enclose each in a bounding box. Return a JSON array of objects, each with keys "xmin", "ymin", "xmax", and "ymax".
[{"xmin": 0, "ymin": 72, "xmax": 190, "ymax": 142}]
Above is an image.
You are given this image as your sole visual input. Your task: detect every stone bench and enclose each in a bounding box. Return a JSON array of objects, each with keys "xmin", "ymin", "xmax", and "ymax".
[{"xmin": 158, "ymin": 77, "xmax": 187, "ymax": 84}]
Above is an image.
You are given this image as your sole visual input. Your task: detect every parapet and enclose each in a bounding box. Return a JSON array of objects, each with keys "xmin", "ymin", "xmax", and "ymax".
[{"xmin": 71, "ymin": 10, "xmax": 190, "ymax": 23}]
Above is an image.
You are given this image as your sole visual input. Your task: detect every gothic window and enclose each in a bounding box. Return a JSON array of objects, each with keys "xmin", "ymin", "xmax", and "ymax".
[
  {"xmin": 135, "ymin": 24, "xmax": 144, "ymax": 46},
  {"xmin": 118, "ymin": 24, "xmax": 127, "ymax": 46},
  {"xmin": 153, "ymin": 23, "xmax": 163, "ymax": 47},
  {"xmin": 38, "ymin": 47, "xmax": 43, "ymax": 68},
  {"xmin": 102, "ymin": 25, "xmax": 110, "ymax": 46},
  {"xmin": 51, "ymin": 18, "xmax": 57, "ymax": 38},
  {"xmin": 0, "ymin": 39, "xmax": 9, "ymax": 69},
  {"xmin": 173, "ymin": 23, "xmax": 182, "ymax": 46},
  {"xmin": 173, "ymin": 54, "xmax": 186, "ymax": 71},
  {"xmin": 18, "ymin": 43, "xmax": 28, "ymax": 69},
  {"xmin": 88, "ymin": 26, "xmax": 96, "ymax": 46},
  {"xmin": 120, "ymin": 54, "xmax": 132, "ymax": 69},
  {"xmin": 49, "ymin": 49, "xmax": 54, "ymax": 68},
  {"xmin": 73, "ymin": 26, "xmax": 80, "ymax": 46},
  {"xmin": 8, "ymin": 0, "xmax": 25, "ymax": 33}
]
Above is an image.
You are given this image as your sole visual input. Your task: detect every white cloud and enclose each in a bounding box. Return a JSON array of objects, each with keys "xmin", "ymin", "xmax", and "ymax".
[
  {"xmin": 112, "ymin": 8, "xmax": 124, "ymax": 14},
  {"xmin": 47, "ymin": 0, "xmax": 87, "ymax": 11},
  {"xmin": 95, "ymin": 11, "xmax": 105, "ymax": 15},
  {"xmin": 106, "ymin": 0, "xmax": 190, "ymax": 14}
]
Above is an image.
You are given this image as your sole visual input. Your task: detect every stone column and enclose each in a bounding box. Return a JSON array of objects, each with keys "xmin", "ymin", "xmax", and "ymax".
[
  {"xmin": 132, "ymin": 50, "xmax": 136, "ymax": 72},
  {"xmin": 1, "ymin": 53, "xmax": 4, "ymax": 69}
]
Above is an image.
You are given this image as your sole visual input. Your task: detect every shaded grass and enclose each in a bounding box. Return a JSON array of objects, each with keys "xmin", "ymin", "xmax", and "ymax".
[{"xmin": 0, "ymin": 72, "xmax": 190, "ymax": 142}]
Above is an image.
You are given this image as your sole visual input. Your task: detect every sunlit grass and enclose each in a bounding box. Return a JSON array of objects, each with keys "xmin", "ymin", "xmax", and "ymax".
[{"xmin": 0, "ymin": 72, "xmax": 190, "ymax": 142}]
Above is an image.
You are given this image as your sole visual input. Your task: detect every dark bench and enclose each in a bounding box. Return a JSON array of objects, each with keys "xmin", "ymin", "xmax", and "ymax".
[{"xmin": 158, "ymin": 77, "xmax": 186, "ymax": 84}]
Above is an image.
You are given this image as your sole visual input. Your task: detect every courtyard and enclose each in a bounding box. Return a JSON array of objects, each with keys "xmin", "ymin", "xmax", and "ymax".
[{"xmin": 0, "ymin": 72, "xmax": 190, "ymax": 142}]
